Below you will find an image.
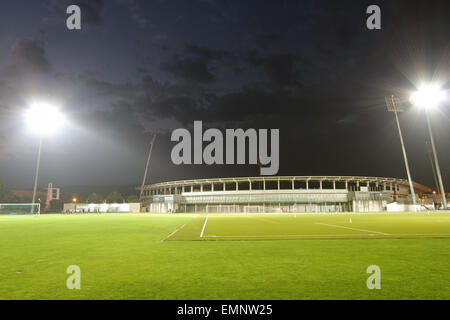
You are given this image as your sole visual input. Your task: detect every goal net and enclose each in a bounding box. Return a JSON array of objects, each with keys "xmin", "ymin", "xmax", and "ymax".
[{"xmin": 0, "ymin": 204, "xmax": 41, "ymax": 215}]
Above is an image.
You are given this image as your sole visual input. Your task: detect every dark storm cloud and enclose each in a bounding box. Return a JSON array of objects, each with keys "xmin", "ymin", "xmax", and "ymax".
[
  {"xmin": 185, "ymin": 44, "xmax": 229, "ymax": 61},
  {"xmin": 254, "ymin": 33, "xmax": 281, "ymax": 50},
  {"xmin": 85, "ymin": 79, "xmax": 138, "ymax": 100},
  {"xmin": 244, "ymin": 52, "xmax": 303, "ymax": 86},
  {"xmin": 136, "ymin": 67, "xmax": 148, "ymax": 74},
  {"xmin": 0, "ymin": 38, "xmax": 53, "ymax": 124},
  {"xmin": 185, "ymin": 43, "xmax": 241, "ymax": 75},
  {"xmin": 115, "ymin": 0, "xmax": 150, "ymax": 27},
  {"xmin": 86, "ymin": 75, "xmax": 205, "ymax": 125},
  {"xmin": 161, "ymin": 43, "xmax": 239, "ymax": 83},
  {"xmin": 162, "ymin": 56, "xmax": 216, "ymax": 83},
  {"xmin": 46, "ymin": 0, "xmax": 105, "ymax": 25},
  {"xmin": 0, "ymin": 39, "xmax": 51, "ymax": 79},
  {"xmin": 74, "ymin": 104, "xmax": 151, "ymax": 147},
  {"xmin": 86, "ymin": 71, "xmax": 360, "ymax": 133}
]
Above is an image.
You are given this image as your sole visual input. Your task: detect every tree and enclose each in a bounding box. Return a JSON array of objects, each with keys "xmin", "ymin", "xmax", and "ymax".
[
  {"xmin": 126, "ymin": 195, "xmax": 139, "ymax": 203},
  {"xmin": 49, "ymin": 199, "xmax": 64, "ymax": 212},
  {"xmin": 0, "ymin": 178, "xmax": 14, "ymax": 203},
  {"xmin": 87, "ymin": 192, "xmax": 102, "ymax": 203},
  {"xmin": 106, "ymin": 191, "xmax": 124, "ymax": 203},
  {"xmin": 19, "ymin": 194, "xmax": 32, "ymax": 203}
]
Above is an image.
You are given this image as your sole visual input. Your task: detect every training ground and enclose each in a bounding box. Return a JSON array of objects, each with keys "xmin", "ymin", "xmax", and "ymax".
[{"xmin": 0, "ymin": 212, "xmax": 449, "ymax": 299}]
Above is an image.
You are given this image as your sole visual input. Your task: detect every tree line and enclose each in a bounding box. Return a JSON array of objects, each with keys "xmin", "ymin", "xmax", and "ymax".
[
  {"xmin": 85, "ymin": 192, "xmax": 139, "ymax": 204},
  {"xmin": 0, "ymin": 178, "xmax": 140, "ymax": 211}
]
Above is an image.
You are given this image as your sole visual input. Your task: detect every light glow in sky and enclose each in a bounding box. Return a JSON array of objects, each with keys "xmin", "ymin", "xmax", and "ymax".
[{"xmin": 26, "ymin": 102, "xmax": 65, "ymax": 135}]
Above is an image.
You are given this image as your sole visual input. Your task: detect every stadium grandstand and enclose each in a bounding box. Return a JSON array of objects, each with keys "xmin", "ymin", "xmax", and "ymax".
[{"xmin": 139, "ymin": 176, "xmax": 432, "ymax": 213}]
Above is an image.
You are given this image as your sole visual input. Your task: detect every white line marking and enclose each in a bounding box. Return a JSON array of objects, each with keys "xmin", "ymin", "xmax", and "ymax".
[
  {"xmin": 391, "ymin": 233, "xmax": 450, "ymax": 236},
  {"xmin": 205, "ymin": 234, "xmax": 377, "ymax": 238},
  {"xmin": 200, "ymin": 214, "xmax": 209, "ymax": 238},
  {"xmin": 204, "ymin": 233, "xmax": 450, "ymax": 238},
  {"xmin": 160, "ymin": 224, "xmax": 186, "ymax": 242},
  {"xmin": 0, "ymin": 216, "xmax": 34, "ymax": 219},
  {"xmin": 315, "ymin": 222, "xmax": 390, "ymax": 235}
]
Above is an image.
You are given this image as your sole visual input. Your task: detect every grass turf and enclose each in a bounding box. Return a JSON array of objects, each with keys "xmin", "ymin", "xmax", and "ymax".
[{"xmin": 0, "ymin": 213, "xmax": 449, "ymax": 300}]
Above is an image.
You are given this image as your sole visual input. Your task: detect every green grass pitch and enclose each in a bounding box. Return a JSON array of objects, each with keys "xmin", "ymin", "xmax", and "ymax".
[{"xmin": 0, "ymin": 212, "xmax": 449, "ymax": 300}]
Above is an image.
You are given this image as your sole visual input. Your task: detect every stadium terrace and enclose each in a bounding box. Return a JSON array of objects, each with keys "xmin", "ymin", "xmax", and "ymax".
[{"xmin": 139, "ymin": 176, "xmax": 432, "ymax": 213}]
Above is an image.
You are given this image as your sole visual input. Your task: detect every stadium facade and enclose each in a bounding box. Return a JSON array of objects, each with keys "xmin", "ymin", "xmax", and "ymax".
[{"xmin": 139, "ymin": 176, "xmax": 431, "ymax": 213}]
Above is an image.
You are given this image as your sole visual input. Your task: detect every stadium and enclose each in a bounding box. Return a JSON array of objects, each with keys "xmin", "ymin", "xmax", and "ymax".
[
  {"xmin": 1, "ymin": 1, "xmax": 449, "ymax": 303},
  {"xmin": 140, "ymin": 176, "xmax": 432, "ymax": 213}
]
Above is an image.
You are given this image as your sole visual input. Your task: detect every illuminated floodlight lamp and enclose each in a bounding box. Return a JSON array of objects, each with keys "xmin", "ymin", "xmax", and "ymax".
[
  {"xmin": 410, "ymin": 84, "xmax": 446, "ymax": 108},
  {"xmin": 26, "ymin": 102, "xmax": 64, "ymax": 135}
]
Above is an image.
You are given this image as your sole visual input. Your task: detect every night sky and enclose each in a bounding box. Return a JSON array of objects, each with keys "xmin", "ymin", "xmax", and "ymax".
[{"xmin": 0, "ymin": 0, "xmax": 448, "ymax": 190}]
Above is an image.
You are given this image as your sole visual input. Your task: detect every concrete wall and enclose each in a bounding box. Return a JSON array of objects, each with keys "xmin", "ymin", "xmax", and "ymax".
[
  {"xmin": 63, "ymin": 203, "xmax": 141, "ymax": 213},
  {"xmin": 386, "ymin": 203, "xmax": 420, "ymax": 212},
  {"xmin": 352, "ymin": 200, "xmax": 387, "ymax": 212}
]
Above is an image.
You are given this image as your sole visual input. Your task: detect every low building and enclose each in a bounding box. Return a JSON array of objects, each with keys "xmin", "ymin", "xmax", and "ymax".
[{"xmin": 63, "ymin": 202, "xmax": 141, "ymax": 213}]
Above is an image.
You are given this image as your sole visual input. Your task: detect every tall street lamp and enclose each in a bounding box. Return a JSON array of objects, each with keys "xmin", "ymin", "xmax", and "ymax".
[
  {"xmin": 385, "ymin": 95, "xmax": 417, "ymax": 208},
  {"xmin": 26, "ymin": 102, "xmax": 64, "ymax": 214},
  {"xmin": 410, "ymin": 84, "xmax": 447, "ymax": 209}
]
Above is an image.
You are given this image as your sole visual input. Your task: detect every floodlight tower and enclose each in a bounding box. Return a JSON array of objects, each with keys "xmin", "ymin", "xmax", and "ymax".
[
  {"xmin": 385, "ymin": 95, "xmax": 417, "ymax": 207},
  {"xmin": 139, "ymin": 134, "xmax": 158, "ymax": 202},
  {"xmin": 410, "ymin": 84, "xmax": 447, "ymax": 209},
  {"xmin": 26, "ymin": 102, "xmax": 64, "ymax": 215}
]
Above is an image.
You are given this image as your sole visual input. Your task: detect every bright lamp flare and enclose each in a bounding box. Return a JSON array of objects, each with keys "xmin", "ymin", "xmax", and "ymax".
[
  {"xmin": 26, "ymin": 102, "xmax": 64, "ymax": 134},
  {"xmin": 410, "ymin": 84, "xmax": 446, "ymax": 108}
]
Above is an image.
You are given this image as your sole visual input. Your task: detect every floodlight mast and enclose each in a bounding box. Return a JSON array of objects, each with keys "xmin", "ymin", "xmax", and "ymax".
[
  {"xmin": 31, "ymin": 135, "xmax": 43, "ymax": 215},
  {"xmin": 140, "ymin": 134, "xmax": 158, "ymax": 202},
  {"xmin": 385, "ymin": 95, "xmax": 417, "ymax": 208}
]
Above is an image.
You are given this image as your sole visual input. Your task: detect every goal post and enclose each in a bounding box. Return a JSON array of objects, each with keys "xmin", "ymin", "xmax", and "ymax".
[{"xmin": 0, "ymin": 203, "xmax": 41, "ymax": 215}]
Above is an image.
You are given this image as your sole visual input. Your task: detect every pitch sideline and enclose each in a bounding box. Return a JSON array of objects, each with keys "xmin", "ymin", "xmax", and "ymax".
[
  {"xmin": 315, "ymin": 222, "xmax": 390, "ymax": 235},
  {"xmin": 200, "ymin": 214, "xmax": 209, "ymax": 238},
  {"xmin": 160, "ymin": 224, "xmax": 187, "ymax": 242}
]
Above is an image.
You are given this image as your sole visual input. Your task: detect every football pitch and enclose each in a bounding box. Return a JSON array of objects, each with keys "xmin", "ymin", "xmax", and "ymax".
[
  {"xmin": 0, "ymin": 212, "xmax": 449, "ymax": 300},
  {"xmin": 168, "ymin": 213, "xmax": 450, "ymax": 241}
]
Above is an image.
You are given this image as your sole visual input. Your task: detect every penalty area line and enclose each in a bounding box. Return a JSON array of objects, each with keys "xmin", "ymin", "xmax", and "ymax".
[
  {"xmin": 205, "ymin": 233, "xmax": 379, "ymax": 238},
  {"xmin": 315, "ymin": 222, "xmax": 390, "ymax": 235},
  {"xmin": 203, "ymin": 232, "xmax": 450, "ymax": 239},
  {"xmin": 160, "ymin": 224, "xmax": 186, "ymax": 242},
  {"xmin": 200, "ymin": 214, "xmax": 209, "ymax": 238}
]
